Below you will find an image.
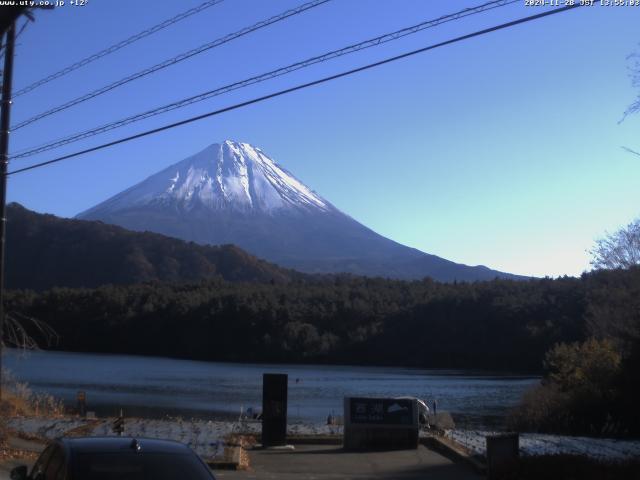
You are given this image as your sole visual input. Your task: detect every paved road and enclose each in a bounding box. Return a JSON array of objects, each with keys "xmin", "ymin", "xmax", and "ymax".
[{"xmin": 216, "ymin": 444, "xmax": 481, "ymax": 480}]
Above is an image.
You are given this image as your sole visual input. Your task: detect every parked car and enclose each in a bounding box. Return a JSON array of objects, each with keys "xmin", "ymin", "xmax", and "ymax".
[{"xmin": 10, "ymin": 437, "xmax": 217, "ymax": 480}]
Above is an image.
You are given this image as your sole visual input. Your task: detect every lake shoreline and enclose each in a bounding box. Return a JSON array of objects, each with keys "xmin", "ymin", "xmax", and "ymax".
[{"xmin": 3, "ymin": 348, "xmax": 539, "ymax": 429}]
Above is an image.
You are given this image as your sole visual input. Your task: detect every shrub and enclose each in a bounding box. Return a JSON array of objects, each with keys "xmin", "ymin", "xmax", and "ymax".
[
  {"xmin": 1, "ymin": 368, "xmax": 65, "ymax": 418},
  {"xmin": 509, "ymin": 338, "xmax": 628, "ymax": 436}
]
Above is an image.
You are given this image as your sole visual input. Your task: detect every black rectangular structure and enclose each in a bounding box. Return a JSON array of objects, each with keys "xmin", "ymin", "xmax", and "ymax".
[
  {"xmin": 486, "ymin": 433, "xmax": 519, "ymax": 480},
  {"xmin": 262, "ymin": 373, "xmax": 288, "ymax": 447},
  {"xmin": 76, "ymin": 390, "xmax": 87, "ymax": 418}
]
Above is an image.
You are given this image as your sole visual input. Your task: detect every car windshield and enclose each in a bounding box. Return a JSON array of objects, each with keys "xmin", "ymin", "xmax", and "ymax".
[{"xmin": 73, "ymin": 452, "xmax": 213, "ymax": 480}]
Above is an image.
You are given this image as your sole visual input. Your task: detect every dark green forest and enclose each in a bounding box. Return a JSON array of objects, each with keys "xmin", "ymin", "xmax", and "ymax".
[{"xmin": 4, "ymin": 267, "xmax": 636, "ymax": 371}]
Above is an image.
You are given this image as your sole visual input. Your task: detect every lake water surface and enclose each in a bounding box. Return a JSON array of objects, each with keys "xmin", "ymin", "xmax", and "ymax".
[{"xmin": 3, "ymin": 349, "xmax": 538, "ymax": 428}]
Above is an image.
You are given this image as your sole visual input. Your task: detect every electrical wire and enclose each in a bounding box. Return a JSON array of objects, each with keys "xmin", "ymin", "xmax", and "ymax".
[
  {"xmin": 10, "ymin": 0, "xmax": 331, "ymax": 131},
  {"xmin": 15, "ymin": 19, "xmax": 30, "ymax": 42},
  {"xmin": 7, "ymin": 3, "xmax": 582, "ymax": 176},
  {"xmin": 12, "ymin": 0, "xmax": 225, "ymax": 98},
  {"xmin": 11, "ymin": 0, "xmax": 519, "ymax": 160}
]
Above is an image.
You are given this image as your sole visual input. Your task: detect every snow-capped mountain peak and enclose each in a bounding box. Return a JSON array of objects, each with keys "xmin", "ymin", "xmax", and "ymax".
[
  {"xmin": 77, "ymin": 140, "xmax": 521, "ymax": 282},
  {"xmin": 81, "ymin": 141, "xmax": 331, "ymax": 216}
]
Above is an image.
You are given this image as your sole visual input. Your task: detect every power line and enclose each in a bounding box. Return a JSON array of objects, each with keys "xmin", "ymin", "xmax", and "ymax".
[
  {"xmin": 12, "ymin": 0, "xmax": 225, "ymax": 98},
  {"xmin": 621, "ymin": 146, "xmax": 640, "ymax": 158},
  {"xmin": 14, "ymin": 18, "xmax": 29, "ymax": 42},
  {"xmin": 7, "ymin": 4, "xmax": 581, "ymax": 177},
  {"xmin": 11, "ymin": 0, "xmax": 519, "ymax": 160},
  {"xmin": 10, "ymin": 0, "xmax": 331, "ymax": 131}
]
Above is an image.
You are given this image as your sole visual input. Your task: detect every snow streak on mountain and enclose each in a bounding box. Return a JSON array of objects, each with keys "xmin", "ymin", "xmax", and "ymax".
[
  {"xmin": 81, "ymin": 141, "xmax": 332, "ymax": 217},
  {"xmin": 78, "ymin": 141, "xmax": 521, "ymax": 282}
]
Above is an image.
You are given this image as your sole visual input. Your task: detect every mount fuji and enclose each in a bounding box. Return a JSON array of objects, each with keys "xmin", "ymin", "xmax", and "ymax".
[{"xmin": 77, "ymin": 140, "xmax": 520, "ymax": 281}]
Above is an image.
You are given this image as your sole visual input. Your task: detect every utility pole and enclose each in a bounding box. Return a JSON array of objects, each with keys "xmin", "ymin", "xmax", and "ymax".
[{"xmin": 0, "ymin": 21, "xmax": 16, "ymax": 402}]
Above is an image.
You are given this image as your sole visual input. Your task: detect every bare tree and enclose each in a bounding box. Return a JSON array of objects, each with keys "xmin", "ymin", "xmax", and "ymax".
[
  {"xmin": 1, "ymin": 311, "xmax": 58, "ymax": 350},
  {"xmin": 623, "ymin": 47, "xmax": 640, "ymax": 120},
  {"xmin": 620, "ymin": 46, "xmax": 640, "ymax": 155},
  {"xmin": 590, "ymin": 218, "xmax": 640, "ymax": 270},
  {"xmin": 0, "ymin": 310, "xmax": 57, "ymax": 403}
]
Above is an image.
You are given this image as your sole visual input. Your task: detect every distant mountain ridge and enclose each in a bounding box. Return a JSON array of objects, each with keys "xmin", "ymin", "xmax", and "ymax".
[
  {"xmin": 6, "ymin": 203, "xmax": 301, "ymax": 290},
  {"xmin": 77, "ymin": 140, "xmax": 524, "ymax": 282}
]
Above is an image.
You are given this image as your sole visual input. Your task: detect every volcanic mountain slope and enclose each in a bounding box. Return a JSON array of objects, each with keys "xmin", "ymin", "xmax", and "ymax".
[
  {"xmin": 77, "ymin": 140, "xmax": 522, "ymax": 281},
  {"xmin": 6, "ymin": 203, "xmax": 300, "ymax": 290}
]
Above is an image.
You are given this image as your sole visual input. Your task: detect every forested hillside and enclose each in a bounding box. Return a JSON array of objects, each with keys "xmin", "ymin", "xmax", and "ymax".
[
  {"xmin": 7, "ymin": 268, "xmax": 638, "ymax": 373},
  {"xmin": 6, "ymin": 203, "xmax": 301, "ymax": 289}
]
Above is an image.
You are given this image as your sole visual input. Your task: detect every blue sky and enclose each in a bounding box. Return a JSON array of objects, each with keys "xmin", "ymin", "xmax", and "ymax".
[{"xmin": 5, "ymin": 0, "xmax": 640, "ymax": 277}]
